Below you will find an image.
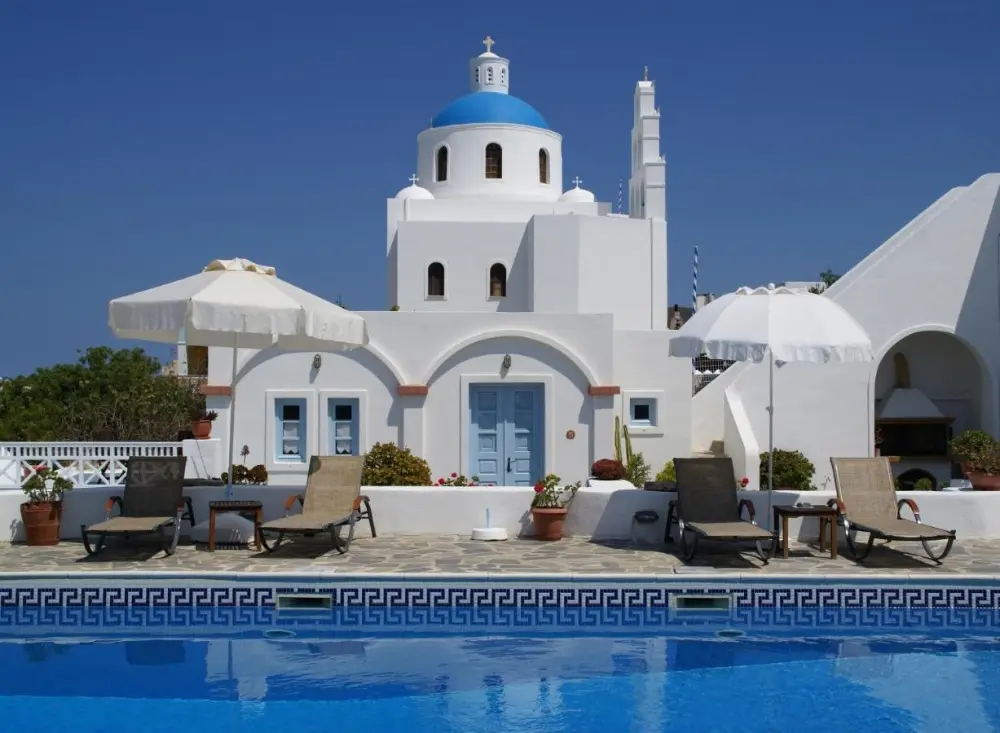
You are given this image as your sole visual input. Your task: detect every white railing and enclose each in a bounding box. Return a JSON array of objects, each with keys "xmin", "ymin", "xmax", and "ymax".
[{"xmin": 0, "ymin": 442, "xmax": 184, "ymax": 489}]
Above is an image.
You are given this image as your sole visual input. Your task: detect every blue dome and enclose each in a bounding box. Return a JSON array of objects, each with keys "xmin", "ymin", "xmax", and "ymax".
[{"xmin": 431, "ymin": 92, "xmax": 550, "ymax": 130}]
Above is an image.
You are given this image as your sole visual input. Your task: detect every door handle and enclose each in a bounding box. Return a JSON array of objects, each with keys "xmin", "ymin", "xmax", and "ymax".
[{"xmin": 506, "ymin": 457, "xmax": 512, "ymax": 473}]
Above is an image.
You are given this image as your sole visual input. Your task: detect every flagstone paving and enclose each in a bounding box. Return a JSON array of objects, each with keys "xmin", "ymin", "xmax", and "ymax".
[{"xmin": 1, "ymin": 535, "xmax": 999, "ymax": 576}]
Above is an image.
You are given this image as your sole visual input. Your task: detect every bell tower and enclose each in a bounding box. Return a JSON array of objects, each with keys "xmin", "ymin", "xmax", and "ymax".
[{"xmin": 628, "ymin": 67, "xmax": 666, "ymax": 220}]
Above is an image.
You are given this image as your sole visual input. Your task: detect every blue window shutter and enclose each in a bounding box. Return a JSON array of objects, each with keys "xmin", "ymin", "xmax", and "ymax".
[
  {"xmin": 328, "ymin": 398, "xmax": 360, "ymax": 456},
  {"xmin": 275, "ymin": 398, "xmax": 307, "ymax": 462}
]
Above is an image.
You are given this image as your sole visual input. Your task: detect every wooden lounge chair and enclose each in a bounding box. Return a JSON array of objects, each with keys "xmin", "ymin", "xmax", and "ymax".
[
  {"xmin": 666, "ymin": 457, "xmax": 774, "ymax": 564},
  {"xmin": 81, "ymin": 456, "xmax": 188, "ymax": 557},
  {"xmin": 257, "ymin": 455, "xmax": 375, "ymax": 554},
  {"xmin": 829, "ymin": 457, "xmax": 956, "ymax": 563}
]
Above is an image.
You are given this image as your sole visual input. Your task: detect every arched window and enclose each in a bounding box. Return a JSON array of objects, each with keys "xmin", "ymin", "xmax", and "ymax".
[
  {"xmin": 485, "ymin": 143, "xmax": 502, "ymax": 179},
  {"xmin": 427, "ymin": 262, "xmax": 445, "ymax": 297},
  {"xmin": 538, "ymin": 149, "xmax": 549, "ymax": 184},
  {"xmin": 489, "ymin": 263, "xmax": 507, "ymax": 297},
  {"xmin": 436, "ymin": 146, "xmax": 448, "ymax": 182}
]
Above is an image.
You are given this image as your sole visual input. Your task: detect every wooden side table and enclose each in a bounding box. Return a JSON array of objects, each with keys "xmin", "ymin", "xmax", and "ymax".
[
  {"xmin": 208, "ymin": 500, "xmax": 263, "ymax": 551},
  {"xmin": 772, "ymin": 505, "xmax": 838, "ymax": 559}
]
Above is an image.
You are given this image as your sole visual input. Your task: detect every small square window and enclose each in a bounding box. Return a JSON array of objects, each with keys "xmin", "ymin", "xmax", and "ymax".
[
  {"xmin": 334, "ymin": 404, "xmax": 352, "ymax": 421},
  {"xmin": 629, "ymin": 398, "xmax": 656, "ymax": 427}
]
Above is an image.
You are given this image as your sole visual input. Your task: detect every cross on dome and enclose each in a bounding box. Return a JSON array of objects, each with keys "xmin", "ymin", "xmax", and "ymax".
[
  {"xmin": 572, "ymin": 176, "xmax": 583, "ymax": 188},
  {"xmin": 482, "ymin": 35, "xmax": 495, "ymax": 53},
  {"xmin": 409, "ymin": 174, "xmax": 419, "ymax": 185}
]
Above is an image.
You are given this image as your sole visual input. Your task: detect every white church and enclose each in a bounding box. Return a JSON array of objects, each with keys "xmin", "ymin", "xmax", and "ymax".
[
  {"xmin": 202, "ymin": 37, "xmax": 1000, "ymax": 501},
  {"xmin": 203, "ymin": 38, "xmax": 691, "ymax": 488}
]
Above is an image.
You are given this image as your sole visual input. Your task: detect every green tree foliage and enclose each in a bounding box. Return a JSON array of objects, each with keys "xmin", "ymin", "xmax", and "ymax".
[
  {"xmin": 0, "ymin": 347, "xmax": 201, "ymax": 441},
  {"xmin": 808, "ymin": 269, "xmax": 842, "ymax": 294}
]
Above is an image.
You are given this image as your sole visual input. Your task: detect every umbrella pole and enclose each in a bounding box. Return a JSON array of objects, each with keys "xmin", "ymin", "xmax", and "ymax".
[
  {"xmin": 766, "ymin": 348, "xmax": 775, "ymax": 527},
  {"xmin": 225, "ymin": 335, "xmax": 238, "ymax": 499}
]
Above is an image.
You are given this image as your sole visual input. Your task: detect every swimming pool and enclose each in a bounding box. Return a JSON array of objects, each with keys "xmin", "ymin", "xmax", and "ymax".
[{"xmin": 0, "ymin": 576, "xmax": 998, "ymax": 732}]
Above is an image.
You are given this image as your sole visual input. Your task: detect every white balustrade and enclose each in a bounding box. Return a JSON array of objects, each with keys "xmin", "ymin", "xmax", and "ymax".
[{"xmin": 0, "ymin": 442, "xmax": 184, "ymax": 488}]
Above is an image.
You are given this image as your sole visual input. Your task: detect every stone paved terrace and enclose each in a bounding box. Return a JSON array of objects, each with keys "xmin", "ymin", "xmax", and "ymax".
[{"xmin": 1, "ymin": 535, "xmax": 1000, "ymax": 576}]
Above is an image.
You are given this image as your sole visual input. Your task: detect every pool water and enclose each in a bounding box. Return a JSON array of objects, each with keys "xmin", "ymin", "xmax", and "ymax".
[{"xmin": 1, "ymin": 606, "xmax": 998, "ymax": 733}]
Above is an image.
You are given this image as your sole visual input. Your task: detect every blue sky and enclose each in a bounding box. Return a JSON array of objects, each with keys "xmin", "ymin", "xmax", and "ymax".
[{"xmin": 2, "ymin": 0, "xmax": 998, "ymax": 376}]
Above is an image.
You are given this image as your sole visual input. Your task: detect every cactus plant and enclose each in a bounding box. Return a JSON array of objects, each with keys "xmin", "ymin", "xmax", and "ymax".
[{"xmin": 613, "ymin": 416, "xmax": 633, "ymax": 464}]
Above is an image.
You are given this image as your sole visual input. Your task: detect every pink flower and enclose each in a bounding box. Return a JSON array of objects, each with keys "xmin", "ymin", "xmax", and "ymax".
[
  {"xmin": 451, "ymin": 472, "xmax": 457, "ymax": 478},
  {"xmin": 437, "ymin": 478, "xmax": 445, "ymax": 485},
  {"xmin": 739, "ymin": 476, "xmax": 750, "ymax": 487}
]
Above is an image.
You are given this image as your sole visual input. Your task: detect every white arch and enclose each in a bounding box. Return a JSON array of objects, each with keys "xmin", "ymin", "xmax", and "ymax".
[
  {"xmin": 870, "ymin": 323, "xmax": 999, "ymax": 436},
  {"xmin": 362, "ymin": 340, "xmax": 408, "ymax": 385},
  {"xmin": 421, "ymin": 329, "xmax": 599, "ymax": 386}
]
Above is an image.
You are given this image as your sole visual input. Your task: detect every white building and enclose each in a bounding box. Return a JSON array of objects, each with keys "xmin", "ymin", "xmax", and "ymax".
[
  {"xmin": 694, "ymin": 174, "xmax": 1000, "ymax": 493},
  {"xmin": 203, "ymin": 39, "xmax": 691, "ymax": 487}
]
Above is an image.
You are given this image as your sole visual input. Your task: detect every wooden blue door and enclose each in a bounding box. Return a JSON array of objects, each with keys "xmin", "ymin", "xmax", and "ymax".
[{"xmin": 470, "ymin": 385, "xmax": 543, "ymax": 486}]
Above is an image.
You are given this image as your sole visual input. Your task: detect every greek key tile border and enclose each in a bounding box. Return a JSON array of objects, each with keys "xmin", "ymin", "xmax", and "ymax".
[{"xmin": 0, "ymin": 577, "xmax": 997, "ymax": 609}]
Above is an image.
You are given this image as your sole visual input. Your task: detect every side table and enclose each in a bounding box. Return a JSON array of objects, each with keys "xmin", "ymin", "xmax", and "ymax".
[
  {"xmin": 772, "ymin": 505, "xmax": 838, "ymax": 559},
  {"xmin": 208, "ymin": 500, "xmax": 263, "ymax": 551}
]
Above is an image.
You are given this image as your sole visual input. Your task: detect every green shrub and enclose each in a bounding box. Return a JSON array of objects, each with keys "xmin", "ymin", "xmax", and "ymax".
[
  {"xmin": 362, "ymin": 442, "xmax": 432, "ymax": 486},
  {"xmin": 626, "ymin": 452, "xmax": 651, "ymax": 487},
  {"xmin": 655, "ymin": 460, "xmax": 676, "ymax": 483},
  {"xmin": 912, "ymin": 477, "xmax": 934, "ymax": 491},
  {"xmin": 948, "ymin": 429, "xmax": 1000, "ymax": 474},
  {"xmin": 759, "ymin": 449, "xmax": 815, "ymax": 491}
]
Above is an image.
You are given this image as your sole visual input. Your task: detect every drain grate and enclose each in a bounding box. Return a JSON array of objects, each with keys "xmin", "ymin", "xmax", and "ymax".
[
  {"xmin": 672, "ymin": 595, "xmax": 732, "ymax": 612},
  {"xmin": 263, "ymin": 629, "xmax": 297, "ymax": 639},
  {"xmin": 276, "ymin": 594, "xmax": 333, "ymax": 611},
  {"xmin": 716, "ymin": 629, "xmax": 745, "ymax": 639}
]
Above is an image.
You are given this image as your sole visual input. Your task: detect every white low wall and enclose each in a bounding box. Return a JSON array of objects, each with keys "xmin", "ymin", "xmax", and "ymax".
[{"xmin": 2, "ymin": 484, "xmax": 999, "ymax": 543}]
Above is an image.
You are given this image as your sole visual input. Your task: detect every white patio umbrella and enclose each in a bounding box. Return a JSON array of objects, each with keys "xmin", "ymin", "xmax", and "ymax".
[
  {"xmin": 109, "ymin": 258, "xmax": 368, "ymax": 524},
  {"xmin": 669, "ymin": 285, "xmax": 874, "ymax": 519}
]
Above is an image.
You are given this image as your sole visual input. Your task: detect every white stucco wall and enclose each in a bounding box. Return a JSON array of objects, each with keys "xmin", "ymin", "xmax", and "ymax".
[
  {"xmin": 393, "ymin": 221, "xmax": 530, "ymax": 312},
  {"xmin": 416, "ymin": 124, "xmax": 563, "ymax": 202},
  {"xmin": 208, "ymin": 312, "xmax": 619, "ymax": 486},
  {"xmin": 693, "ymin": 173, "xmax": 1000, "ymax": 491}
]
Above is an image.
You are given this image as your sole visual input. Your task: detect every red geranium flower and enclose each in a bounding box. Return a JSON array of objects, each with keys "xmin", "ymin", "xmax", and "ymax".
[
  {"xmin": 534, "ymin": 483, "xmax": 544, "ymax": 493},
  {"xmin": 451, "ymin": 472, "xmax": 457, "ymax": 478},
  {"xmin": 438, "ymin": 478, "xmax": 445, "ymax": 485},
  {"xmin": 739, "ymin": 476, "xmax": 750, "ymax": 487}
]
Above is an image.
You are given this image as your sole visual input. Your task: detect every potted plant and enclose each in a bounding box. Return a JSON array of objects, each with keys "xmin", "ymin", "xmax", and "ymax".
[
  {"xmin": 949, "ymin": 429, "xmax": 1000, "ymax": 490},
  {"xmin": 191, "ymin": 409, "xmax": 218, "ymax": 439},
  {"xmin": 20, "ymin": 465, "xmax": 73, "ymax": 546},
  {"xmin": 530, "ymin": 473, "xmax": 582, "ymax": 541}
]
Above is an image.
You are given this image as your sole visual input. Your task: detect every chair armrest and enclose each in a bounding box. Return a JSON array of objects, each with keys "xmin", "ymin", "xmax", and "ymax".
[
  {"xmin": 897, "ymin": 497, "xmax": 922, "ymax": 523},
  {"xmin": 283, "ymin": 494, "xmax": 305, "ymax": 515},
  {"xmin": 104, "ymin": 496, "xmax": 123, "ymax": 520},
  {"xmin": 826, "ymin": 498, "xmax": 846, "ymax": 514},
  {"xmin": 353, "ymin": 494, "xmax": 372, "ymax": 512},
  {"xmin": 738, "ymin": 498, "xmax": 757, "ymax": 524}
]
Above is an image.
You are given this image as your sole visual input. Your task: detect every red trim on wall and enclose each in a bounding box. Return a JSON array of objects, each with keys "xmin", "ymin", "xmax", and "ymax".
[
  {"xmin": 200, "ymin": 385, "xmax": 232, "ymax": 397},
  {"xmin": 398, "ymin": 384, "xmax": 429, "ymax": 397},
  {"xmin": 588, "ymin": 385, "xmax": 621, "ymax": 397}
]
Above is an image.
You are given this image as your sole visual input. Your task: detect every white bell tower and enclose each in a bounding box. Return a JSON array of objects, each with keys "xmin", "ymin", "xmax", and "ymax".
[
  {"xmin": 468, "ymin": 35, "xmax": 510, "ymax": 93},
  {"xmin": 628, "ymin": 66, "xmax": 666, "ymax": 220}
]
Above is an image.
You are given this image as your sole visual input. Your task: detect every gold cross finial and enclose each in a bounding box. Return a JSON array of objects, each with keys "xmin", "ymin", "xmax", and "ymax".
[
  {"xmin": 643, "ymin": 65, "xmax": 648, "ymax": 81},
  {"xmin": 483, "ymin": 35, "xmax": 495, "ymax": 53}
]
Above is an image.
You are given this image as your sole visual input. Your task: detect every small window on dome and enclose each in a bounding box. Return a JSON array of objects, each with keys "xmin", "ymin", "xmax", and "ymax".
[
  {"xmin": 427, "ymin": 262, "xmax": 445, "ymax": 298},
  {"xmin": 501, "ymin": 68, "xmax": 506, "ymax": 85},
  {"xmin": 485, "ymin": 143, "xmax": 502, "ymax": 180},
  {"xmin": 436, "ymin": 146, "xmax": 448, "ymax": 182},
  {"xmin": 489, "ymin": 263, "xmax": 507, "ymax": 298},
  {"xmin": 538, "ymin": 149, "xmax": 549, "ymax": 184},
  {"xmin": 475, "ymin": 68, "xmax": 480, "ymax": 84},
  {"xmin": 487, "ymin": 67, "xmax": 494, "ymax": 83}
]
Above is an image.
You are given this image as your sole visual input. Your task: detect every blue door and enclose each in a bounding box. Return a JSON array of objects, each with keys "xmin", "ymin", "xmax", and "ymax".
[{"xmin": 470, "ymin": 385, "xmax": 543, "ymax": 486}]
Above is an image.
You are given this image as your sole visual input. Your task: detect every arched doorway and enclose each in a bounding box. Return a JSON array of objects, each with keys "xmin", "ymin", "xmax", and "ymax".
[{"xmin": 873, "ymin": 331, "xmax": 988, "ymax": 488}]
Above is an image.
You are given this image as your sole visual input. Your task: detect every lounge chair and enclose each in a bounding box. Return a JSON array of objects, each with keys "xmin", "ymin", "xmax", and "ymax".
[
  {"xmin": 829, "ymin": 457, "xmax": 956, "ymax": 563},
  {"xmin": 257, "ymin": 455, "xmax": 375, "ymax": 554},
  {"xmin": 666, "ymin": 457, "xmax": 774, "ymax": 564},
  {"xmin": 81, "ymin": 456, "xmax": 188, "ymax": 557}
]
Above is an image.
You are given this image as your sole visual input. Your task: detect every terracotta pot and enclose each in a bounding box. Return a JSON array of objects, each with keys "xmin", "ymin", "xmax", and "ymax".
[
  {"xmin": 531, "ymin": 507, "xmax": 568, "ymax": 541},
  {"xmin": 965, "ymin": 471, "xmax": 1000, "ymax": 491},
  {"xmin": 20, "ymin": 502, "xmax": 62, "ymax": 546},
  {"xmin": 191, "ymin": 419, "xmax": 212, "ymax": 439}
]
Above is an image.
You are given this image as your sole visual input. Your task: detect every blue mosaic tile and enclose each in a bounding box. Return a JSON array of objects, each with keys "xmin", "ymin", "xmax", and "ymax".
[{"xmin": 0, "ymin": 579, "xmax": 997, "ymax": 609}]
